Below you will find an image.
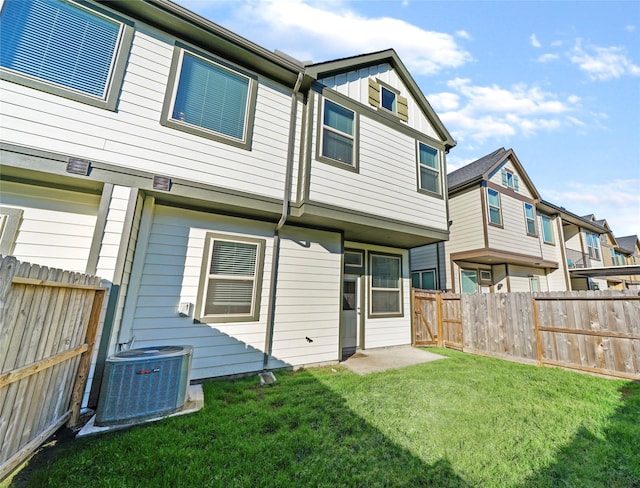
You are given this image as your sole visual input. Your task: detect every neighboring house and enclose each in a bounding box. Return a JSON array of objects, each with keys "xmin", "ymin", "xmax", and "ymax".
[
  {"xmin": 411, "ymin": 148, "xmax": 567, "ymax": 293},
  {"xmin": 0, "ymin": 0, "xmax": 455, "ymax": 404},
  {"xmin": 612, "ymin": 235, "xmax": 640, "ymax": 291},
  {"xmin": 597, "ymin": 220, "xmax": 633, "ymax": 290}
]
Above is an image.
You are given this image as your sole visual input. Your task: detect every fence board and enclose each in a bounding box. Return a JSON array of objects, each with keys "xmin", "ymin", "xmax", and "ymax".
[
  {"xmin": 0, "ymin": 256, "xmax": 105, "ymax": 480},
  {"xmin": 413, "ymin": 289, "xmax": 640, "ymax": 380}
]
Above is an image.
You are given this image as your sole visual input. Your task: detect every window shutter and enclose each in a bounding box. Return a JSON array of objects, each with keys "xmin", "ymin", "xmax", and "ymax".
[
  {"xmin": 397, "ymin": 95, "xmax": 408, "ymax": 122},
  {"xmin": 0, "ymin": 0, "xmax": 121, "ymax": 99},
  {"xmin": 513, "ymin": 175, "xmax": 519, "ymax": 191},
  {"xmin": 368, "ymin": 78, "xmax": 380, "ymax": 107},
  {"xmin": 501, "ymin": 169, "xmax": 507, "ymax": 185}
]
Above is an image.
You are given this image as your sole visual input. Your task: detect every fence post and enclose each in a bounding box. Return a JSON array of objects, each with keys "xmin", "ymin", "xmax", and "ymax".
[
  {"xmin": 437, "ymin": 292, "xmax": 444, "ymax": 348},
  {"xmin": 532, "ymin": 297, "xmax": 543, "ymax": 366},
  {"xmin": 410, "ymin": 288, "xmax": 416, "ymax": 347},
  {"xmin": 68, "ymin": 287, "xmax": 106, "ymax": 428}
]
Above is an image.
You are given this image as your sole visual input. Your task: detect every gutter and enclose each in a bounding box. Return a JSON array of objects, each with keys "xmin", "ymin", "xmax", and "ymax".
[{"xmin": 263, "ymin": 71, "xmax": 305, "ymax": 370}]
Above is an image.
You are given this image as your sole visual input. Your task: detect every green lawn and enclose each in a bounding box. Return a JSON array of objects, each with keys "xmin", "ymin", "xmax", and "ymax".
[{"xmin": 6, "ymin": 349, "xmax": 640, "ymax": 487}]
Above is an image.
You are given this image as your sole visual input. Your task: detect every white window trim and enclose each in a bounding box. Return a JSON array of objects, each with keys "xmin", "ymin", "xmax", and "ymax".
[
  {"xmin": 194, "ymin": 233, "xmax": 266, "ymax": 323},
  {"xmin": 479, "ymin": 270, "xmax": 492, "ymax": 283}
]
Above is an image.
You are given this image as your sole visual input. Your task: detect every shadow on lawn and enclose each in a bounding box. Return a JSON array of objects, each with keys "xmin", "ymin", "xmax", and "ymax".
[
  {"xmin": 12, "ymin": 368, "xmax": 471, "ymax": 488},
  {"xmin": 522, "ymin": 380, "xmax": 640, "ymax": 488}
]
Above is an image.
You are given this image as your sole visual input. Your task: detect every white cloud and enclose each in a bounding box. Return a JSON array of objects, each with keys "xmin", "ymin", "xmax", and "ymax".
[
  {"xmin": 625, "ymin": 25, "xmax": 636, "ymax": 32},
  {"xmin": 544, "ymin": 180, "xmax": 640, "ymax": 237},
  {"xmin": 537, "ymin": 53, "xmax": 559, "ymax": 63},
  {"xmin": 530, "ymin": 34, "xmax": 541, "ymax": 48},
  {"xmin": 228, "ymin": 0, "xmax": 472, "ymax": 75},
  {"xmin": 428, "ymin": 79, "xmax": 581, "ymax": 143},
  {"xmin": 570, "ymin": 39, "xmax": 640, "ymax": 81},
  {"xmin": 456, "ymin": 30, "xmax": 472, "ymax": 41}
]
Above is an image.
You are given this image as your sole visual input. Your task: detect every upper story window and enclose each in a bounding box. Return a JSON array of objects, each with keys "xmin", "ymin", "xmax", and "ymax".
[
  {"xmin": 161, "ymin": 46, "xmax": 257, "ymax": 149},
  {"xmin": 417, "ymin": 142, "xmax": 441, "ymax": 196},
  {"xmin": 541, "ymin": 215, "xmax": 554, "ymax": 244},
  {"xmin": 367, "ymin": 78, "xmax": 408, "ymax": 122},
  {"xmin": 501, "ymin": 168, "xmax": 519, "ymax": 191},
  {"xmin": 0, "ymin": 0, "xmax": 133, "ymax": 110},
  {"xmin": 195, "ymin": 234, "xmax": 265, "ymax": 323},
  {"xmin": 318, "ymin": 98, "xmax": 358, "ymax": 170},
  {"xmin": 524, "ymin": 203, "xmax": 537, "ymax": 236},
  {"xmin": 586, "ymin": 231, "xmax": 600, "ymax": 260},
  {"xmin": 381, "ymin": 86, "xmax": 397, "ymax": 113},
  {"xmin": 370, "ymin": 253, "xmax": 403, "ymax": 317},
  {"xmin": 487, "ymin": 188, "xmax": 502, "ymax": 226}
]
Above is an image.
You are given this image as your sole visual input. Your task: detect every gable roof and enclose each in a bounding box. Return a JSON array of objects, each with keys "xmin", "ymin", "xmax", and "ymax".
[
  {"xmin": 304, "ymin": 49, "xmax": 456, "ymax": 150},
  {"xmin": 447, "ymin": 147, "xmax": 540, "ymax": 199},
  {"xmin": 538, "ymin": 200, "xmax": 609, "ymax": 233},
  {"xmin": 616, "ymin": 235, "xmax": 640, "ymax": 253}
]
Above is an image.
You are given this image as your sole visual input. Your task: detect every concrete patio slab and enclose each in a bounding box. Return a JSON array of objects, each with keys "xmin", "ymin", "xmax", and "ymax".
[{"xmin": 341, "ymin": 346, "xmax": 445, "ymax": 375}]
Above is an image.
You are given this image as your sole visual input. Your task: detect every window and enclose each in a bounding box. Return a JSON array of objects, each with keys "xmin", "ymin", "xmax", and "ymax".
[
  {"xmin": 0, "ymin": 0, "xmax": 133, "ymax": 110},
  {"xmin": 541, "ymin": 215, "xmax": 554, "ymax": 244},
  {"xmin": 417, "ymin": 142, "xmax": 441, "ymax": 195},
  {"xmin": 367, "ymin": 78, "xmax": 408, "ymax": 121},
  {"xmin": 162, "ymin": 46, "xmax": 257, "ymax": 149},
  {"xmin": 195, "ymin": 234, "xmax": 265, "ymax": 323},
  {"xmin": 370, "ymin": 253, "xmax": 402, "ymax": 316},
  {"xmin": 411, "ymin": 269, "xmax": 436, "ymax": 290},
  {"xmin": 524, "ymin": 203, "xmax": 537, "ymax": 235},
  {"xmin": 381, "ymin": 86, "xmax": 397, "ymax": 113},
  {"xmin": 344, "ymin": 249, "xmax": 365, "ymax": 274},
  {"xmin": 461, "ymin": 269, "xmax": 478, "ymax": 294},
  {"xmin": 487, "ymin": 188, "xmax": 502, "ymax": 225},
  {"xmin": 479, "ymin": 270, "xmax": 492, "ymax": 283},
  {"xmin": 501, "ymin": 168, "xmax": 519, "ymax": 190},
  {"xmin": 586, "ymin": 232, "xmax": 600, "ymax": 260},
  {"xmin": 530, "ymin": 277, "xmax": 541, "ymax": 292},
  {"xmin": 319, "ymin": 99, "xmax": 357, "ymax": 168}
]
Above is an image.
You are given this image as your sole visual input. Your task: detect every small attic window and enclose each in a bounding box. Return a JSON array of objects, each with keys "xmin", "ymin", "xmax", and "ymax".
[
  {"xmin": 381, "ymin": 86, "xmax": 397, "ymax": 113},
  {"xmin": 501, "ymin": 168, "xmax": 519, "ymax": 191}
]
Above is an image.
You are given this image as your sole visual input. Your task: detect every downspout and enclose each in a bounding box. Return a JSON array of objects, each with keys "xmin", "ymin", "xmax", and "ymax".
[{"xmin": 263, "ymin": 70, "xmax": 305, "ymax": 369}]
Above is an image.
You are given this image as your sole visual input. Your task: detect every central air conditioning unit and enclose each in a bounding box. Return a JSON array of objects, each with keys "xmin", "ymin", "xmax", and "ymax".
[{"xmin": 95, "ymin": 345, "xmax": 193, "ymax": 427}]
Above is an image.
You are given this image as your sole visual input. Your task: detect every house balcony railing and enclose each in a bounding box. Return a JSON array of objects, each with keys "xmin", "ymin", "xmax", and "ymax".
[{"xmin": 566, "ymin": 248, "xmax": 591, "ymax": 269}]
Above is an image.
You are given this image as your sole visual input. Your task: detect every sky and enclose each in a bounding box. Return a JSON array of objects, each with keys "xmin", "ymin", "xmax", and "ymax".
[{"xmin": 177, "ymin": 0, "xmax": 640, "ymax": 238}]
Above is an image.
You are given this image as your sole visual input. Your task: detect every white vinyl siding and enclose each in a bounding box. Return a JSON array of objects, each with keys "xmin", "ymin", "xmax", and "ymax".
[
  {"xmin": 128, "ymin": 206, "xmax": 344, "ymax": 380},
  {"xmin": 310, "ymin": 104, "xmax": 447, "ymax": 230},
  {"xmin": 319, "ymin": 62, "xmax": 439, "ymax": 138},
  {"xmin": 486, "ymin": 195, "xmax": 541, "ymax": 256},
  {"xmin": 0, "ymin": 180, "xmax": 99, "ymax": 272},
  {"xmin": 269, "ymin": 227, "xmax": 342, "ymax": 367},
  {"xmin": 0, "ymin": 22, "xmax": 298, "ymax": 201}
]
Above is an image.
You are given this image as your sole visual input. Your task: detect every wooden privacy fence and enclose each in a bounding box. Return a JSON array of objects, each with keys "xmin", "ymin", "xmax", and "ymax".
[
  {"xmin": 0, "ymin": 256, "xmax": 106, "ymax": 480},
  {"xmin": 412, "ymin": 289, "xmax": 640, "ymax": 380}
]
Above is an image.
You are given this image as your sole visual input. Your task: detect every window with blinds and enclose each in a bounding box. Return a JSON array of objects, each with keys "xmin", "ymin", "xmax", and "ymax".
[
  {"xmin": 321, "ymin": 99, "xmax": 356, "ymax": 166},
  {"xmin": 0, "ymin": 0, "xmax": 132, "ymax": 109},
  {"xmin": 196, "ymin": 235, "xmax": 265, "ymax": 323},
  {"xmin": 369, "ymin": 253, "xmax": 403, "ymax": 316},
  {"xmin": 162, "ymin": 47, "xmax": 257, "ymax": 149}
]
